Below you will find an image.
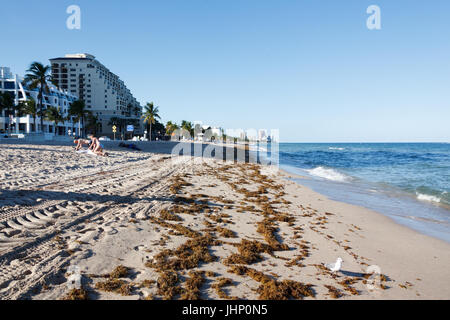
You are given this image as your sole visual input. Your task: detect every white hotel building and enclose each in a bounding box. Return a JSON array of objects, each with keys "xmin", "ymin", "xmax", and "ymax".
[
  {"xmin": 49, "ymin": 54, "xmax": 142, "ymax": 137},
  {"xmin": 0, "ymin": 67, "xmax": 80, "ymax": 135}
]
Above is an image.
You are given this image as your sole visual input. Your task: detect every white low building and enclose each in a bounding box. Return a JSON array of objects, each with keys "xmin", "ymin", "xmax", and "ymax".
[{"xmin": 0, "ymin": 67, "xmax": 81, "ymax": 135}]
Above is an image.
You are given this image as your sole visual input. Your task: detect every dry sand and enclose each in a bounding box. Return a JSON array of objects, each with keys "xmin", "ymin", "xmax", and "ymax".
[{"xmin": 0, "ymin": 143, "xmax": 449, "ymax": 300}]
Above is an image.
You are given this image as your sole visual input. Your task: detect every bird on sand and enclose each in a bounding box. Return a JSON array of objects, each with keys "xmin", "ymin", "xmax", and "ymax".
[{"xmin": 325, "ymin": 257, "xmax": 343, "ymax": 273}]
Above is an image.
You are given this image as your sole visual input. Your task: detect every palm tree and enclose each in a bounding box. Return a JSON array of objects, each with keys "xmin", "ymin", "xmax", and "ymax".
[
  {"xmin": 18, "ymin": 98, "xmax": 39, "ymax": 133},
  {"xmin": 141, "ymin": 102, "xmax": 160, "ymax": 141},
  {"xmin": 181, "ymin": 120, "xmax": 194, "ymax": 138},
  {"xmin": 0, "ymin": 92, "xmax": 16, "ymax": 134},
  {"xmin": 23, "ymin": 62, "xmax": 52, "ymax": 133},
  {"xmin": 165, "ymin": 121, "xmax": 179, "ymax": 136},
  {"xmin": 86, "ymin": 113, "xmax": 102, "ymax": 135},
  {"xmin": 68, "ymin": 100, "xmax": 91, "ymax": 137},
  {"xmin": 45, "ymin": 106, "xmax": 64, "ymax": 136}
]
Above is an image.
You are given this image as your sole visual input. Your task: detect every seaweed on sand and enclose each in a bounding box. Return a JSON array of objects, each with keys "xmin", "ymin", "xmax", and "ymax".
[
  {"xmin": 257, "ymin": 280, "xmax": 315, "ymax": 300},
  {"xmin": 180, "ymin": 271, "xmax": 205, "ymax": 300},
  {"xmin": 62, "ymin": 288, "xmax": 89, "ymax": 300},
  {"xmin": 169, "ymin": 176, "xmax": 193, "ymax": 194},
  {"xmin": 156, "ymin": 270, "xmax": 182, "ymax": 300},
  {"xmin": 149, "ymin": 217, "xmax": 201, "ymax": 238},
  {"xmin": 95, "ymin": 279, "xmax": 131, "ymax": 296},
  {"xmin": 109, "ymin": 265, "xmax": 129, "ymax": 279},
  {"xmin": 223, "ymin": 239, "xmax": 272, "ymax": 266},
  {"xmin": 338, "ymin": 278, "xmax": 360, "ymax": 295},
  {"xmin": 212, "ymin": 277, "xmax": 239, "ymax": 300},
  {"xmin": 160, "ymin": 209, "xmax": 182, "ymax": 221},
  {"xmin": 256, "ymin": 219, "xmax": 289, "ymax": 251},
  {"xmin": 325, "ymin": 285, "xmax": 344, "ymax": 298},
  {"xmin": 227, "ymin": 265, "xmax": 314, "ymax": 300},
  {"xmin": 146, "ymin": 234, "xmax": 218, "ymax": 271},
  {"xmin": 215, "ymin": 226, "xmax": 237, "ymax": 238}
]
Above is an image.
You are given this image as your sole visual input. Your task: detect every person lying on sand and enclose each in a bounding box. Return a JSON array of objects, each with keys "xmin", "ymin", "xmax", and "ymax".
[
  {"xmin": 88, "ymin": 133, "xmax": 108, "ymax": 157},
  {"xmin": 74, "ymin": 138, "xmax": 91, "ymax": 151},
  {"xmin": 118, "ymin": 142, "xmax": 141, "ymax": 151}
]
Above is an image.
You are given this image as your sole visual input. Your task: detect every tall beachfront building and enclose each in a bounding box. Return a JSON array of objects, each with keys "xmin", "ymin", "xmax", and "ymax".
[
  {"xmin": 49, "ymin": 54, "xmax": 142, "ymax": 137},
  {"xmin": 0, "ymin": 67, "xmax": 80, "ymax": 135}
]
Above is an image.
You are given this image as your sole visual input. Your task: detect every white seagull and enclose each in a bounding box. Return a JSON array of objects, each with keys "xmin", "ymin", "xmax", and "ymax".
[{"xmin": 325, "ymin": 257, "xmax": 343, "ymax": 273}]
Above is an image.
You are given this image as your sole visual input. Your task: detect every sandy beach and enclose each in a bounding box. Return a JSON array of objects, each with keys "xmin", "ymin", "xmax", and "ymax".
[{"xmin": 0, "ymin": 142, "xmax": 449, "ymax": 300}]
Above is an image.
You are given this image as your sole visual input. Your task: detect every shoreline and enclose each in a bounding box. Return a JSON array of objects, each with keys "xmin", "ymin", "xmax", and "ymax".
[
  {"xmin": 280, "ymin": 166, "xmax": 450, "ymax": 246},
  {"xmin": 278, "ymin": 162, "xmax": 450, "ymax": 244},
  {"xmin": 0, "ymin": 143, "xmax": 449, "ymax": 300}
]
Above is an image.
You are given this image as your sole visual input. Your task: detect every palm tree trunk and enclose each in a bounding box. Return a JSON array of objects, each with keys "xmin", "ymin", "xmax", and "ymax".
[
  {"xmin": 7, "ymin": 108, "xmax": 11, "ymax": 135},
  {"xmin": 149, "ymin": 123, "xmax": 152, "ymax": 141},
  {"xmin": 39, "ymin": 89, "xmax": 44, "ymax": 133},
  {"xmin": 34, "ymin": 115, "xmax": 37, "ymax": 133},
  {"xmin": 78, "ymin": 118, "xmax": 81, "ymax": 137}
]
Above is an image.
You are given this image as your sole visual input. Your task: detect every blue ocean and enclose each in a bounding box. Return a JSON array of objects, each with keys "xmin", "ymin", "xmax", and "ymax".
[{"xmin": 274, "ymin": 143, "xmax": 450, "ymax": 242}]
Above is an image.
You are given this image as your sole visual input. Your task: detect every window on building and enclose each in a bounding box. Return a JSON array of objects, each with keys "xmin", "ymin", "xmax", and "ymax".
[{"xmin": 4, "ymin": 81, "xmax": 15, "ymax": 89}]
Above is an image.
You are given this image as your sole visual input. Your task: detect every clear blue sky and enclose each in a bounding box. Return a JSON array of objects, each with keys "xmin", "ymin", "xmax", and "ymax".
[{"xmin": 1, "ymin": 0, "xmax": 449, "ymax": 142}]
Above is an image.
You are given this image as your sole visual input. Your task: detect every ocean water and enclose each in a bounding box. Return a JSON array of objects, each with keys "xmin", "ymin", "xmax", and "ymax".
[{"xmin": 273, "ymin": 143, "xmax": 450, "ymax": 243}]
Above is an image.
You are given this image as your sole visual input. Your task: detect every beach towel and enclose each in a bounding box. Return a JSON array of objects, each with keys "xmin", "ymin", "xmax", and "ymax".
[{"xmin": 76, "ymin": 149, "xmax": 97, "ymax": 156}]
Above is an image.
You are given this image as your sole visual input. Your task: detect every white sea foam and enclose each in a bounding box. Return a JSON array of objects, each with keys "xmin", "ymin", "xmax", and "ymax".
[
  {"xmin": 306, "ymin": 166, "xmax": 350, "ymax": 182},
  {"xmin": 416, "ymin": 193, "xmax": 441, "ymax": 203},
  {"xmin": 328, "ymin": 147, "xmax": 345, "ymax": 151}
]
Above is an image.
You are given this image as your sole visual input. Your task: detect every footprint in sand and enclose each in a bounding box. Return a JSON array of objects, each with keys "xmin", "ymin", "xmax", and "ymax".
[{"xmin": 104, "ymin": 227, "xmax": 118, "ymax": 236}]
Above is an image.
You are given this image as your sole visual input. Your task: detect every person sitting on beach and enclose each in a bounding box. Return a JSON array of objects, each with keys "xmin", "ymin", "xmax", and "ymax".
[
  {"xmin": 88, "ymin": 133, "xmax": 108, "ymax": 156},
  {"xmin": 74, "ymin": 138, "xmax": 91, "ymax": 151}
]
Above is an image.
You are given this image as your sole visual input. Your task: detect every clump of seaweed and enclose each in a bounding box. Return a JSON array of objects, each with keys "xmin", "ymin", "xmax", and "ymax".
[
  {"xmin": 325, "ymin": 285, "xmax": 344, "ymax": 299},
  {"xmin": 149, "ymin": 217, "xmax": 201, "ymax": 238},
  {"xmin": 95, "ymin": 279, "xmax": 131, "ymax": 296},
  {"xmin": 257, "ymin": 280, "xmax": 315, "ymax": 300},
  {"xmin": 160, "ymin": 209, "xmax": 182, "ymax": 221},
  {"xmin": 223, "ymin": 239, "xmax": 272, "ymax": 266},
  {"xmin": 212, "ymin": 277, "xmax": 239, "ymax": 300},
  {"xmin": 338, "ymin": 278, "xmax": 360, "ymax": 295},
  {"xmin": 110, "ymin": 265, "xmax": 129, "ymax": 279},
  {"xmin": 227, "ymin": 265, "xmax": 272, "ymax": 283},
  {"xmin": 146, "ymin": 234, "xmax": 218, "ymax": 271},
  {"xmin": 62, "ymin": 288, "xmax": 88, "ymax": 300},
  {"xmin": 205, "ymin": 271, "xmax": 216, "ymax": 277},
  {"xmin": 256, "ymin": 219, "xmax": 289, "ymax": 251},
  {"xmin": 169, "ymin": 176, "xmax": 193, "ymax": 194},
  {"xmin": 156, "ymin": 270, "xmax": 182, "ymax": 300},
  {"xmin": 285, "ymin": 255, "xmax": 306, "ymax": 268},
  {"xmin": 216, "ymin": 226, "xmax": 237, "ymax": 238},
  {"xmin": 228, "ymin": 265, "xmax": 314, "ymax": 300},
  {"xmin": 91, "ymin": 265, "xmax": 133, "ymax": 296},
  {"xmin": 180, "ymin": 271, "xmax": 205, "ymax": 300}
]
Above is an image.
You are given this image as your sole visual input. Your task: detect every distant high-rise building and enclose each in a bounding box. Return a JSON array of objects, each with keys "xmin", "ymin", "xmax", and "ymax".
[{"xmin": 49, "ymin": 54, "xmax": 142, "ymax": 136}]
